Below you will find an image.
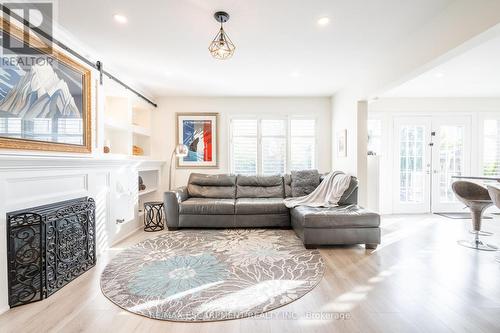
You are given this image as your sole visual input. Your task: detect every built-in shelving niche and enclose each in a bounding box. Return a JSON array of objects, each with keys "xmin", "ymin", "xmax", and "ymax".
[
  {"xmin": 102, "ymin": 79, "xmax": 154, "ymax": 159},
  {"xmin": 137, "ymin": 169, "xmax": 161, "ymax": 219}
]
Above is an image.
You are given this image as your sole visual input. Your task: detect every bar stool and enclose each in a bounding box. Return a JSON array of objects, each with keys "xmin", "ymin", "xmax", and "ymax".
[
  {"xmin": 452, "ymin": 181, "xmax": 497, "ymax": 251},
  {"xmin": 487, "ymin": 185, "xmax": 500, "ymax": 262}
]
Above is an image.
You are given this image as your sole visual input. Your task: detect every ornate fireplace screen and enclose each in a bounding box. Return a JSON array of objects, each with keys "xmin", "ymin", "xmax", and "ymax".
[{"xmin": 7, "ymin": 197, "xmax": 96, "ymax": 307}]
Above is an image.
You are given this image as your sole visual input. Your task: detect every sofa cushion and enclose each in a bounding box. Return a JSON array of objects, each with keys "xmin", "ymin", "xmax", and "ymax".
[
  {"xmin": 291, "ymin": 204, "xmax": 380, "ymax": 228},
  {"xmin": 189, "ymin": 173, "xmax": 236, "ymax": 186},
  {"xmin": 291, "ymin": 169, "xmax": 320, "ymax": 197},
  {"xmin": 235, "ymin": 198, "xmax": 288, "ymax": 215},
  {"xmin": 187, "ymin": 173, "xmax": 236, "ymax": 199},
  {"xmin": 236, "ymin": 175, "xmax": 284, "ymax": 198},
  {"xmin": 179, "ymin": 198, "xmax": 235, "ymax": 215},
  {"xmin": 284, "ymin": 174, "xmax": 292, "ymax": 197}
]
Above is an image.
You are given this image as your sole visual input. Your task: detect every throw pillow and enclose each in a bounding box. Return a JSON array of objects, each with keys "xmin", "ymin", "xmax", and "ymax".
[{"xmin": 291, "ymin": 169, "xmax": 320, "ymax": 197}]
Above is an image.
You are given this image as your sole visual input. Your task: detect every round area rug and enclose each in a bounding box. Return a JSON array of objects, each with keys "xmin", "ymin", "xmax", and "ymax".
[{"xmin": 100, "ymin": 229, "xmax": 324, "ymax": 321}]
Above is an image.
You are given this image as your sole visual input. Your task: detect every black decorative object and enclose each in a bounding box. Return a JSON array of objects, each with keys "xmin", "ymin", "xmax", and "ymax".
[
  {"xmin": 144, "ymin": 201, "xmax": 164, "ymax": 232},
  {"xmin": 138, "ymin": 176, "xmax": 146, "ymax": 191},
  {"xmin": 6, "ymin": 197, "xmax": 96, "ymax": 308}
]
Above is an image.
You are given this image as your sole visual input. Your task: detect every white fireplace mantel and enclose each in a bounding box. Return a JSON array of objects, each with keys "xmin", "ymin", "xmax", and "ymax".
[{"xmin": 0, "ymin": 155, "xmax": 166, "ymax": 314}]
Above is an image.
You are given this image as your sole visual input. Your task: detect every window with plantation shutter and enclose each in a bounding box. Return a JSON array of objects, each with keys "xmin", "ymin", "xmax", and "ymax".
[
  {"xmin": 230, "ymin": 117, "xmax": 316, "ymax": 175},
  {"xmin": 483, "ymin": 119, "xmax": 500, "ymax": 176},
  {"xmin": 290, "ymin": 119, "xmax": 315, "ymax": 171},
  {"xmin": 231, "ymin": 119, "xmax": 258, "ymax": 175},
  {"xmin": 261, "ymin": 119, "xmax": 286, "ymax": 175}
]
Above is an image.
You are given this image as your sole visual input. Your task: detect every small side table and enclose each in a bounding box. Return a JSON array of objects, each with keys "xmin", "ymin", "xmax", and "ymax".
[{"xmin": 143, "ymin": 201, "xmax": 164, "ymax": 232}]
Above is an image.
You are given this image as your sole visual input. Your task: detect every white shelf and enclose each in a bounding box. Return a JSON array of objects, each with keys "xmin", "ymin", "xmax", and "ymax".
[
  {"xmin": 101, "ymin": 152, "xmax": 130, "ymax": 159},
  {"xmin": 103, "ymin": 78, "xmax": 155, "ymax": 159},
  {"xmin": 131, "ymin": 155, "xmax": 154, "ymax": 161},
  {"xmin": 105, "ymin": 119, "xmax": 130, "ymax": 131},
  {"xmin": 139, "ymin": 187, "xmax": 157, "ymax": 196},
  {"xmin": 132, "ymin": 125, "xmax": 151, "ymax": 137}
]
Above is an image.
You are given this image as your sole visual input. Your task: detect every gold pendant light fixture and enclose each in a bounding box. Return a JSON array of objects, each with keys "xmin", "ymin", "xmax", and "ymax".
[{"xmin": 209, "ymin": 11, "xmax": 236, "ymax": 60}]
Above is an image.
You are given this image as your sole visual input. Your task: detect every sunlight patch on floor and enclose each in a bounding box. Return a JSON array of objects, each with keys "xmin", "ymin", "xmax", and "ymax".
[
  {"xmin": 374, "ymin": 217, "xmax": 435, "ymax": 252},
  {"xmin": 129, "ymin": 281, "xmax": 224, "ymax": 312},
  {"xmin": 304, "ymin": 267, "xmax": 396, "ymax": 325},
  {"xmin": 196, "ymin": 280, "xmax": 306, "ymax": 313}
]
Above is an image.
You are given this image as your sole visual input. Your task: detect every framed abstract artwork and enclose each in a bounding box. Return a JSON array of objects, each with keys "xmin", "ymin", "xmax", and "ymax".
[
  {"xmin": 176, "ymin": 113, "xmax": 218, "ymax": 168},
  {"xmin": 337, "ymin": 129, "xmax": 347, "ymax": 157},
  {"xmin": 0, "ymin": 18, "xmax": 91, "ymax": 153}
]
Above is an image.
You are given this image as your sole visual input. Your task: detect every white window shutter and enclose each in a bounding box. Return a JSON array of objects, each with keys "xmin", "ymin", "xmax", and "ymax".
[
  {"xmin": 230, "ymin": 117, "xmax": 316, "ymax": 175},
  {"xmin": 290, "ymin": 119, "xmax": 315, "ymax": 171},
  {"xmin": 261, "ymin": 119, "xmax": 286, "ymax": 174},
  {"xmin": 483, "ymin": 119, "xmax": 500, "ymax": 176},
  {"xmin": 231, "ymin": 119, "xmax": 258, "ymax": 175}
]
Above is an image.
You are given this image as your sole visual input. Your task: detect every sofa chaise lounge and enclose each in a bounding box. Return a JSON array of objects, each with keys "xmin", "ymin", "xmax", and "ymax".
[{"xmin": 164, "ymin": 173, "xmax": 380, "ymax": 249}]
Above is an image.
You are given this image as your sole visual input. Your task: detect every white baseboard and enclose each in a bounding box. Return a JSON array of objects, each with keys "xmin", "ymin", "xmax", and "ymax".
[
  {"xmin": 0, "ymin": 304, "xmax": 10, "ymax": 315},
  {"xmin": 112, "ymin": 224, "xmax": 143, "ymax": 246}
]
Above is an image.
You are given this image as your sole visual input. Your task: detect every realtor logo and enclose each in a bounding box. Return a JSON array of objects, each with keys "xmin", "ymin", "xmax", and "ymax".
[{"xmin": 1, "ymin": 2, "xmax": 53, "ymax": 54}]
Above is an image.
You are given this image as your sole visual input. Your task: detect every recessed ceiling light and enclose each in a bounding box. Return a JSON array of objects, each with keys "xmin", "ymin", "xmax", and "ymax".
[
  {"xmin": 113, "ymin": 14, "xmax": 127, "ymax": 24},
  {"xmin": 290, "ymin": 71, "xmax": 300, "ymax": 78},
  {"xmin": 434, "ymin": 72, "xmax": 445, "ymax": 78},
  {"xmin": 317, "ymin": 17, "xmax": 330, "ymax": 26}
]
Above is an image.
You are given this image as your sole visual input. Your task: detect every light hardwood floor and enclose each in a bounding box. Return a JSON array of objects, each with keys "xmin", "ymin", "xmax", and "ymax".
[{"xmin": 1, "ymin": 214, "xmax": 500, "ymax": 333}]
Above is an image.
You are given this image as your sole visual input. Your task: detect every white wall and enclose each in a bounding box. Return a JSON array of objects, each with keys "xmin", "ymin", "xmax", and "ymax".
[
  {"xmin": 330, "ymin": 2, "xmax": 500, "ymax": 205},
  {"xmin": 368, "ymin": 97, "xmax": 500, "ymax": 214},
  {"xmin": 330, "ymin": 90, "xmax": 360, "ymax": 175},
  {"xmin": 155, "ymin": 97, "xmax": 332, "ymax": 187},
  {"xmin": 330, "ymin": 92, "xmax": 368, "ymax": 205}
]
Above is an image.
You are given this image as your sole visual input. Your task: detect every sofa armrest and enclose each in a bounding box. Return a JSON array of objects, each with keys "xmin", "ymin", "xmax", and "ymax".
[{"xmin": 163, "ymin": 186, "xmax": 188, "ymax": 228}]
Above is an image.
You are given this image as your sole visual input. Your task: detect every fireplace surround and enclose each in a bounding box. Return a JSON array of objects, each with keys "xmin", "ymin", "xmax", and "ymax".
[{"xmin": 6, "ymin": 197, "xmax": 96, "ymax": 307}]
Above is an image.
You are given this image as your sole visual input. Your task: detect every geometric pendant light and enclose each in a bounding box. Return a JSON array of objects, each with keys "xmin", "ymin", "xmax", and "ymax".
[{"xmin": 208, "ymin": 11, "xmax": 236, "ymax": 60}]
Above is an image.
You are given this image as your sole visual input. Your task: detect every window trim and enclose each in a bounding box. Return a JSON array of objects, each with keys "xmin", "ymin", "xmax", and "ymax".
[
  {"xmin": 229, "ymin": 116, "xmax": 317, "ymax": 175},
  {"xmin": 229, "ymin": 118, "xmax": 259, "ymax": 175},
  {"xmin": 482, "ymin": 117, "xmax": 500, "ymax": 177}
]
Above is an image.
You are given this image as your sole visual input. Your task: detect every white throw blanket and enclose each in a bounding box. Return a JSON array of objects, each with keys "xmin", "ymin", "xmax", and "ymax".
[{"xmin": 284, "ymin": 171, "xmax": 352, "ymax": 208}]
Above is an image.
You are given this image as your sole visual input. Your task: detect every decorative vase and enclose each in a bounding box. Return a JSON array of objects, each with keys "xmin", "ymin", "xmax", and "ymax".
[
  {"xmin": 138, "ymin": 176, "xmax": 146, "ymax": 191},
  {"xmin": 104, "ymin": 139, "xmax": 111, "ymax": 154},
  {"xmin": 133, "ymin": 145, "xmax": 144, "ymax": 156}
]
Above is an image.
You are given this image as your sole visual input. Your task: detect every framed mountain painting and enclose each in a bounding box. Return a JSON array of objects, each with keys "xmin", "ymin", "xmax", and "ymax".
[
  {"xmin": 0, "ymin": 18, "xmax": 91, "ymax": 153},
  {"xmin": 176, "ymin": 113, "xmax": 218, "ymax": 168}
]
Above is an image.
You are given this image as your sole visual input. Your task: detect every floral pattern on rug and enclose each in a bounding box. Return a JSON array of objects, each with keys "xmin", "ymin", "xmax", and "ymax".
[
  {"xmin": 100, "ymin": 229, "xmax": 324, "ymax": 321},
  {"xmin": 129, "ymin": 254, "xmax": 229, "ymax": 298}
]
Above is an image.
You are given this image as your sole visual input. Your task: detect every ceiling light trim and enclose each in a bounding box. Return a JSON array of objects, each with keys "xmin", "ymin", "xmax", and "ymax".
[
  {"xmin": 113, "ymin": 14, "xmax": 127, "ymax": 24},
  {"xmin": 317, "ymin": 17, "xmax": 330, "ymax": 26}
]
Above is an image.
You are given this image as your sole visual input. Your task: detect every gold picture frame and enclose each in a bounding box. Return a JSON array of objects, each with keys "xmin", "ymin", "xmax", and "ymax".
[
  {"xmin": 176, "ymin": 112, "xmax": 219, "ymax": 168},
  {"xmin": 0, "ymin": 18, "xmax": 91, "ymax": 153}
]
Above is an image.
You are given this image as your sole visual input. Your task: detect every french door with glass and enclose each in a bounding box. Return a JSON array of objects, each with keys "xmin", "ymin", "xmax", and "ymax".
[{"xmin": 393, "ymin": 116, "xmax": 471, "ymax": 213}]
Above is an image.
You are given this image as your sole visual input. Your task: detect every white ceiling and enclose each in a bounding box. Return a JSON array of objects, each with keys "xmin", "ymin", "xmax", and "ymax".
[
  {"xmin": 383, "ymin": 35, "xmax": 500, "ymax": 98},
  {"xmin": 56, "ymin": 0, "xmax": 454, "ymax": 97}
]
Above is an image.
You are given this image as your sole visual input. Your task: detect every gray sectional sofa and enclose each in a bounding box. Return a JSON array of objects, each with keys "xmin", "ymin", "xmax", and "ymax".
[{"xmin": 164, "ymin": 172, "xmax": 380, "ymax": 249}]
